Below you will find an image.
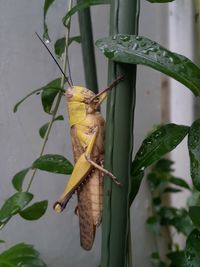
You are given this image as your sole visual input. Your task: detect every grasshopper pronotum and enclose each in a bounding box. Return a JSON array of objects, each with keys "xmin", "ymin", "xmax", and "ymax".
[{"xmin": 36, "ymin": 33, "xmax": 123, "ymax": 250}]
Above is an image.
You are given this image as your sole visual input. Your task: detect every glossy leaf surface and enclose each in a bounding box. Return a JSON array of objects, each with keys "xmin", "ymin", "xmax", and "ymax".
[
  {"xmin": 96, "ymin": 34, "xmax": 200, "ymax": 96},
  {"xmin": 20, "ymin": 200, "xmax": 48, "ymax": 221},
  {"xmin": 0, "ymin": 243, "xmax": 47, "ymax": 267},
  {"xmin": 188, "ymin": 119, "xmax": 200, "ymax": 190},
  {"xmin": 12, "ymin": 168, "xmax": 30, "ymax": 191},
  {"xmin": 63, "ymin": 0, "xmax": 110, "ymax": 26},
  {"xmin": 32, "ymin": 154, "xmax": 73, "ymax": 174},
  {"xmin": 41, "ymin": 78, "xmax": 63, "ymax": 114},
  {"xmin": 130, "ymin": 124, "xmax": 189, "ymax": 204},
  {"xmin": 0, "ymin": 192, "xmax": 33, "ymax": 222},
  {"xmin": 185, "ymin": 229, "xmax": 200, "ymax": 267}
]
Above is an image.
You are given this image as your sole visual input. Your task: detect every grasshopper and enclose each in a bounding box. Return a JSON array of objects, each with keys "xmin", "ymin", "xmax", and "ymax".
[
  {"xmin": 36, "ymin": 33, "xmax": 123, "ymax": 250},
  {"xmin": 53, "ymin": 77, "xmax": 123, "ymax": 250}
]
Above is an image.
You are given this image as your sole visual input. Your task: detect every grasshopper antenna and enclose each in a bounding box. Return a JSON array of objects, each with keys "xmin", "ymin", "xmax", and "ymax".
[{"xmin": 35, "ymin": 32, "xmax": 72, "ymax": 87}]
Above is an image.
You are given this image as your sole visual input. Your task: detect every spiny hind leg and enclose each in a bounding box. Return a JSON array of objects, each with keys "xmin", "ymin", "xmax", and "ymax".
[{"xmin": 85, "ymin": 155, "xmax": 122, "ymax": 186}]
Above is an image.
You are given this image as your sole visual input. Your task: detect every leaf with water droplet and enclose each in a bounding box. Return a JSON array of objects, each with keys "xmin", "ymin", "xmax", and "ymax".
[
  {"xmin": 130, "ymin": 124, "xmax": 189, "ymax": 204},
  {"xmin": 188, "ymin": 119, "xmax": 200, "ymax": 190},
  {"xmin": 62, "ymin": 0, "xmax": 111, "ymax": 26},
  {"xmin": 96, "ymin": 34, "xmax": 200, "ymax": 96},
  {"xmin": 43, "ymin": 0, "xmax": 56, "ymax": 41},
  {"xmin": 32, "ymin": 154, "xmax": 73, "ymax": 175},
  {"xmin": 0, "ymin": 243, "xmax": 47, "ymax": 267},
  {"xmin": 185, "ymin": 229, "xmax": 200, "ymax": 267}
]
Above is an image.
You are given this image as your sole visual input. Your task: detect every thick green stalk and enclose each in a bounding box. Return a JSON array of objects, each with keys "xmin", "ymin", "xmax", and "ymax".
[
  {"xmin": 101, "ymin": 1, "xmax": 140, "ymax": 267},
  {"xmin": 78, "ymin": 5, "xmax": 98, "ymax": 93}
]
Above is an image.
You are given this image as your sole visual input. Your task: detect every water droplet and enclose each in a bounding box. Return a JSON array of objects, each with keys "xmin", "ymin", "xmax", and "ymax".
[
  {"xmin": 135, "ymin": 36, "xmax": 142, "ymax": 41},
  {"xmin": 44, "ymin": 38, "xmax": 50, "ymax": 44},
  {"xmin": 119, "ymin": 35, "xmax": 130, "ymax": 42},
  {"xmin": 132, "ymin": 43, "xmax": 138, "ymax": 50}
]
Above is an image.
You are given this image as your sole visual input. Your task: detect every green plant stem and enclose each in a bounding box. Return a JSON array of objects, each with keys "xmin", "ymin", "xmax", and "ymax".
[
  {"xmin": 101, "ymin": 0, "xmax": 140, "ymax": 267},
  {"xmin": 26, "ymin": 0, "xmax": 73, "ymax": 192},
  {"xmin": 78, "ymin": 4, "xmax": 98, "ymax": 93}
]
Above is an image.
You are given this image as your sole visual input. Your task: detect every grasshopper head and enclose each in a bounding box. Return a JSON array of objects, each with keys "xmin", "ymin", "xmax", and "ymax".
[{"xmin": 66, "ymin": 86, "xmax": 95, "ymax": 103}]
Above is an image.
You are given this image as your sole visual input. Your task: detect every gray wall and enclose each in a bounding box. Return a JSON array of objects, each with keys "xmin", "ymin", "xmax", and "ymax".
[{"xmin": 0, "ymin": 1, "xmax": 167, "ymax": 266}]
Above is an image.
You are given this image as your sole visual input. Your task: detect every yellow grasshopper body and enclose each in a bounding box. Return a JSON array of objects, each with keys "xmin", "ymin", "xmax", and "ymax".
[{"xmin": 54, "ymin": 78, "xmax": 123, "ymax": 250}]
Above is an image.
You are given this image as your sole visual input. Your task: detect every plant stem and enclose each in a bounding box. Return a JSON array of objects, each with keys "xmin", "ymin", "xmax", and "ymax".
[
  {"xmin": 26, "ymin": 0, "xmax": 73, "ymax": 192},
  {"xmin": 101, "ymin": 0, "xmax": 140, "ymax": 266},
  {"xmin": 78, "ymin": 4, "xmax": 98, "ymax": 93}
]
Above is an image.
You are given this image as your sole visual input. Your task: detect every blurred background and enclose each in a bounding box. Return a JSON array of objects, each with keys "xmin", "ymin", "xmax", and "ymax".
[{"xmin": 0, "ymin": 0, "xmax": 198, "ymax": 266}]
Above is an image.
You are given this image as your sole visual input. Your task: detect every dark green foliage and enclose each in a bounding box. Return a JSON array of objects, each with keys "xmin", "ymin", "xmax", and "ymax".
[
  {"xmin": 147, "ymin": 0, "xmax": 175, "ymax": 2},
  {"xmin": 189, "ymin": 206, "xmax": 200, "ymax": 228},
  {"xmin": 130, "ymin": 124, "xmax": 189, "ymax": 203},
  {"xmin": 0, "ymin": 243, "xmax": 47, "ymax": 267},
  {"xmin": 62, "ymin": 0, "xmax": 111, "ymax": 26},
  {"xmin": 0, "ymin": 192, "xmax": 33, "ymax": 223},
  {"xmin": 32, "ymin": 154, "xmax": 73, "ymax": 174},
  {"xmin": 54, "ymin": 36, "xmax": 81, "ymax": 58},
  {"xmin": 19, "ymin": 200, "xmax": 48, "ymax": 221},
  {"xmin": 39, "ymin": 115, "xmax": 64, "ymax": 138},
  {"xmin": 12, "ymin": 168, "xmax": 30, "ymax": 191},
  {"xmin": 43, "ymin": 0, "xmax": 56, "ymax": 41},
  {"xmin": 13, "ymin": 78, "xmax": 64, "ymax": 113},
  {"xmin": 96, "ymin": 34, "xmax": 200, "ymax": 96},
  {"xmin": 167, "ymin": 251, "xmax": 187, "ymax": 267},
  {"xmin": 41, "ymin": 78, "xmax": 63, "ymax": 114},
  {"xmin": 185, "ymin": 229, "xmax": 200, "ymax": 267},
  {"xmin": 188, "ymin": 119, "xmax": 200, "ymax": 190}
]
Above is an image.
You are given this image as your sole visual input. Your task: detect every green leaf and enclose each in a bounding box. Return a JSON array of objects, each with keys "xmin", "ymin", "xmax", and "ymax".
[
  {"xmin": 54, "ymin": 36, "xmax": 81, "ymax": 58},
  {"xmin": 19, "ymin": 200, "xmax": 48, "ymax": 221},
  {"xmin": 188, "ymin": 119, "xmax": 200, "ymax": 190},
  {"xmin": 13, "ymin": 88, "xmax": 44, "ymax": 113},
  {"xmin": 185, "ymin": 229, "xmax": 200, "ymax": 267},
  {"xmin": 150, "ymin": 252, "xmax": 167, "ymax": 267},
  {"xmin": 132, "ymin": 124, "xmax": 189, "ymax": 174},
  {"xmin": 62, "ymin": 0, "xmax": 110, "ymax": 26},
  {"xmin": 167, "ymin": 251, "xmax": 187, "ymax": 267},
  {"xmin": 169, "ymin": 176, "xmax": 190, "ymax": 190},
  {"xmin": 13, "ymin": 78, "xmax": 64, "ymax": 113},
  {"xmin": 159, "ymin": 207, "xmax": 193, "ymax": 235},
  {"xmin": 163, "ymin": 187, "xmax": 182, "ymax": 193},
  {"xmin": 43, "ymin": 0, "xmax": 55, "ymax": 42},
  {"xmin": 41, "ymin": 78, "xmax": 63, "ymax": 114},
  {"xmin": 0, "ymin": 240, "xmax": 5, "ymax": 243},
  {"xmin": 187, "ymin": 192, "xmax": 200, "ymax": 207},
  {"xmin": 146, "ymin": 0, "xmax": 175, "ymax": 2},
  {"xmin": 39, "ymin": 115, "xmax": 64, "ymax": 138},
  {"xmin": 12, "ymin": 168, "xmax": 30, "ymax": 191},
  {"xmin": 130, "ymin": 124, "xmax": 189, "ymax": 204},
  {"xmin": 96, "ymin": 34, "xmax": 200, "ymax": 96},
  {"xmin": 146, "ymin": 216, "xmax": 160, "ymax": 234},
  {"xmin": 0, "ymin": 243, "xmax": 47, "ymax": 267},
  {"xmin": 189, "ymin": 206, "xmax": 200, "ymax": 228},
  {"xmin": 32, "ymin": 154, "xmax": 73, "ymax": 174},
  {"xmin": 154, "ymin": 158, "xmax": 174, "ymax": 172},
  {"xmin": 0, "ymin": 192, "xmax": 33, "ymax": 222}
]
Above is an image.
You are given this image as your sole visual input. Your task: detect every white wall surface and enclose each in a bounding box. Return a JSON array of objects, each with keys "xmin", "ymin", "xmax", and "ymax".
[{"xmin": 0, "ymin": 0, "xmax": 193, "ymax": 266}]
